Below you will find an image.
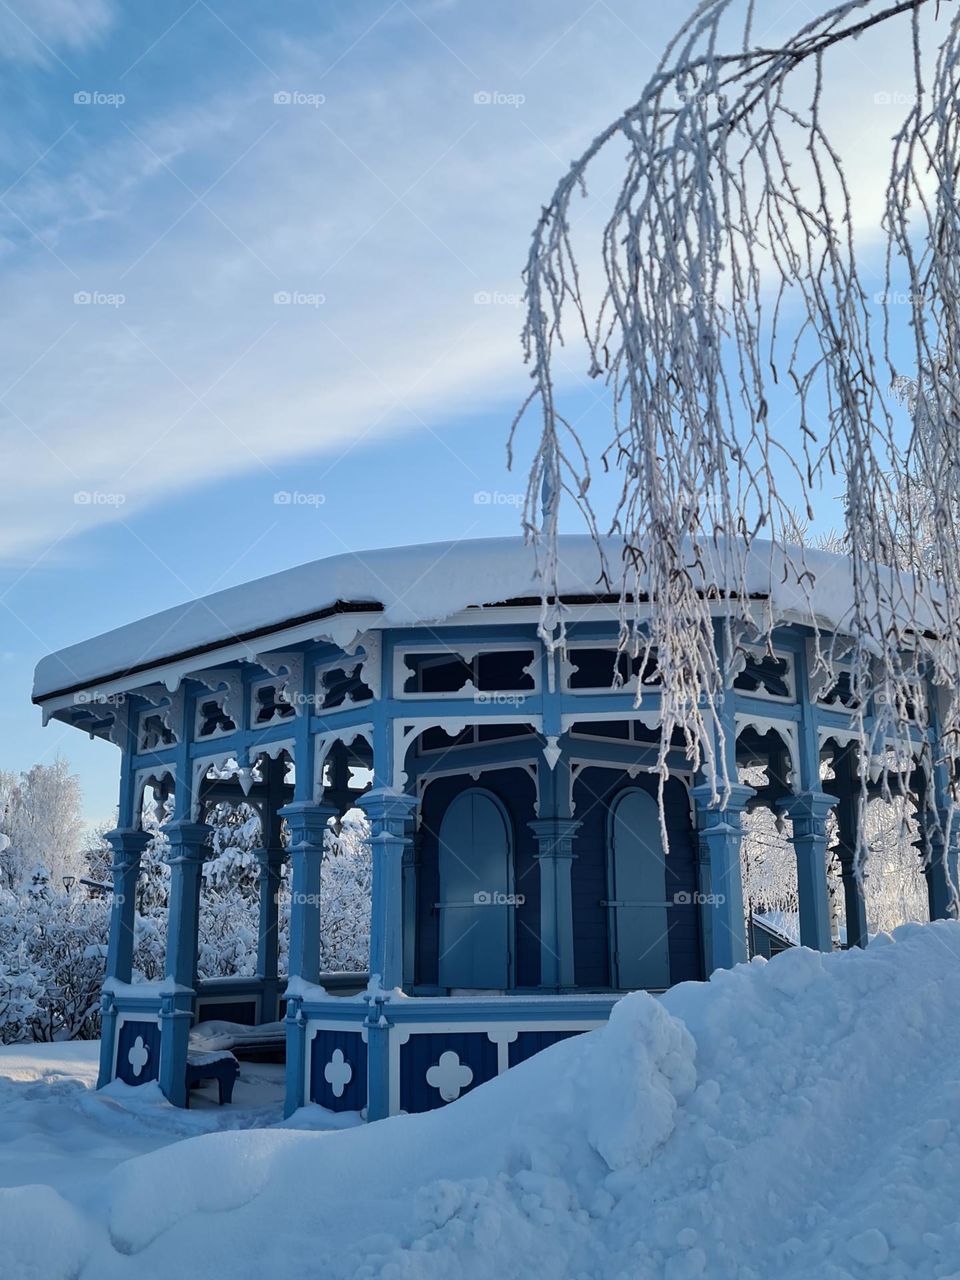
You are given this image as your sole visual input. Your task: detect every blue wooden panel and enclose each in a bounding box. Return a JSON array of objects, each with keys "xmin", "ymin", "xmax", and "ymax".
[
  {"xmin": 309, "ymin": 1028, "xmax": 367, "ymax": 1112},
  {"xmin": 195, "ymin": 1000, "xmax": 257, "ymax": 1025},
  {"xmin": 610, "ymin": 789, "xmax": 671, "ymax": 989},
  {"xmin": 438, "ymin": 790, "xmax": 511, "ymax": 989},
  {"xmin": 508, "ymin": 1028, "xmax": 584, "ymax": 1067},
  {"xmin": 572, "ymin": 770, "xmax": 702, "ymax": 989},
  {"xmin": 417, "ymin": 769, "xmax": 539, "ymax": 990},
  {"xmin": 115, "ymin": 1018, "xmax": 161, "ymax": 1086},
  {"xmin": 400, "ymin": 1031, "xmax": 498, "ymax": 1113}
]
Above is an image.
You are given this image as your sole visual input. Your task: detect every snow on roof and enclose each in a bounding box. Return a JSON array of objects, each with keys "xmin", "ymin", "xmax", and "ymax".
[{"xmin": 31, "ymin": 534, "xmax": 883, "ymax": 702}]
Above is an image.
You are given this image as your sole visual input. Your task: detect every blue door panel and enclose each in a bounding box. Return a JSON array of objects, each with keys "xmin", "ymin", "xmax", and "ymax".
[
  {"xmin": 610, "ymin": 789, "xmax": 671, "ymax": 989},
  {"xmin": 438, "ymin": 790, "xmax": 511, "ymax": 989}
]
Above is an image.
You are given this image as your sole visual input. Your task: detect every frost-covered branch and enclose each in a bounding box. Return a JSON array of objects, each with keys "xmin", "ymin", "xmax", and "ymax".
[{"xmin": 515, "ymin": 0, "xmax": 960, "ymax": 863}]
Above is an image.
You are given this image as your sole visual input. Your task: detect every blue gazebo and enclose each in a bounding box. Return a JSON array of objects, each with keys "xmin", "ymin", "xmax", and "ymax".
[{"xmin": 32, "ymin": 536, "xmax": 955, "ymax": 1119}]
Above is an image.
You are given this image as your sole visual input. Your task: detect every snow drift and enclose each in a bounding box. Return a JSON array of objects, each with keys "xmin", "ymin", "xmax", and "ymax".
[{"xmin": 6, "ymin": 922, "xmax": 960, "ymax": 1278}]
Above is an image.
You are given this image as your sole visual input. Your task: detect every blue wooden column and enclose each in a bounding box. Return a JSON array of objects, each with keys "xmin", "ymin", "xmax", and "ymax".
[
  {"xmin": 98, "ymin": 827, "xmax": 151, "ymax": 1088},
  {"xmin": 916, "ymin": 763, "xmax": 957, "ymax": 922},
  {"xmin": 255, "ymin": 847, "xmax": 284, "ymax": 1022},
  {"xmin": 924, "ymin": 683, "xmax": 959, "ymax": 921},
  {"xmin": 359, "ymin": 788, "xmax": 417, "ymax": 1121},
  {"xmin": 690, "ymin": 782, "xmax": 752, "ymax": 971},
  {"xmin": 279, "ymin": 801, "xmax": 335, "ymax": 984},
  {"xmin": 783, "ymin": 638, "xmax": 837, "ymax": 952},
  {"xmin": 360, "ymin": 789, "xmax": 417, "ymax": 992},
  {"xmin": 779, "ymin": 791, "xmax": 836, "ymax": 951},
  {"xmin": 529, "ymin": 817, "xmax": 579, "ymax": 990},
  {"xmin": 158, "ymin": 818, "xmax": 210, "ymax": 1107},
  {"xmin": 826, "ymin": 744, "xmax": 869, "ymax": 949},
  {"xmin": 280, "ymin": 799, "xmax": 336, "ymax": 1117},
  {"xmin": 924, "ymin": 825, "xmax": 956, "ymax": 921}
]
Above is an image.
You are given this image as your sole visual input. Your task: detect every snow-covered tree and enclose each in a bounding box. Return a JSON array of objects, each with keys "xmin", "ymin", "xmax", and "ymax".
[
  {"xmin": 0, "ymin": 761, "xmax": 85, "ymax": 890},
  {"xmin": 514, "ymin": 0, "xmax": 960, "ymax": 848},
  {"xmin": 318, "ymin": 811, "xmax": 371, "ymax": 973}
]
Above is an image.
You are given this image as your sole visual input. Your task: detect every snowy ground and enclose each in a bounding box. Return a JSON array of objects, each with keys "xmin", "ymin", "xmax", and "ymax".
[
  {"xmin": 4, "ymin": 924, "xmax": 960, "ymax": 1279},
  {"xmin": 0, "ymin": 1043, "xmax": 294, "ymax": 1198}
]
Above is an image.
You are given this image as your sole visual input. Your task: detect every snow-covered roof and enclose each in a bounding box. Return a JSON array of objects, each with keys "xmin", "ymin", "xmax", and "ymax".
[{"xmin": 31, "ymin": 534, "xmax": 880, "ymax": 704}]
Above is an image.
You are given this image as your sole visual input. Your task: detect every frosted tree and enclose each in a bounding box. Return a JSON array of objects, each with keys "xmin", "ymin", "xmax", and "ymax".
[
  {"xmin": 514, "ymin": 0, "xmax": 960, "ymax": 857},
  {"xmin": 0, "ymin": 761, "xmax": 85, "ymax": 890}
]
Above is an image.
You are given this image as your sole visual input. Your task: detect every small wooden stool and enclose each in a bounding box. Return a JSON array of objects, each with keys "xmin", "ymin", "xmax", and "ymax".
[{"xmin": 185, "ymin": 1050, "xmax": 240, "ymax": 1106}]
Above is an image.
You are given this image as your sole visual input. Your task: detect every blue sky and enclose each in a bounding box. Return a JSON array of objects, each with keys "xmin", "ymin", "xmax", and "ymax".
[{"xmin": 0, "ymin": 0, "xmax": 925, "ymax": 822}]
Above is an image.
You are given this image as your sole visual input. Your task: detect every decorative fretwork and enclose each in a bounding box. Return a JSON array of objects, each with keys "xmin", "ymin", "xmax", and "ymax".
[{"xmin": 733, "ymin": 651, "xmax": 794, "ymax": 702}]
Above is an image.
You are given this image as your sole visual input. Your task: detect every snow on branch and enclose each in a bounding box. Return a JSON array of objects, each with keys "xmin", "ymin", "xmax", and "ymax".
[{"xmin": 514, "ymin": 0, "xmax": 960, "ymax": 858}]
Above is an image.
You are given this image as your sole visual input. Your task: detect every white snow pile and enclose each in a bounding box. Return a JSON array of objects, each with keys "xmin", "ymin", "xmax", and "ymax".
[
  {"xmin": 6, "ymin": 922, "xmax": 960, "ymax": 1279},
  {"xmin": 33, "ymin": 533, "xmax": 910, "ymax": 700}
]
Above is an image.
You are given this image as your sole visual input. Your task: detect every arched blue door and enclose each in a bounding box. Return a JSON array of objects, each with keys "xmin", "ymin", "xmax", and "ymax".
[
  {"xmin": 438, "ymin": 789, "xmax": 512, "ymax": 990},
  {"xmin": 608, "ymin": 789, "xmax": 671, "ymax": 990}
]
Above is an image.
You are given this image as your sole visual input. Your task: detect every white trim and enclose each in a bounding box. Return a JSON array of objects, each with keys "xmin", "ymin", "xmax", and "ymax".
[
  {"xmin": 416, "ymin": 758, "xmax": 539, "ymax": 822},
  {"xmin": 113, "ymin": 1009, "xmax": 162, "ymax": 1083},
  {"xmin": 314, "ymin": 649, "xmax": 377, "ymax": 713},
  {"xmin": 393, "ymin": 641, "xmax": 541, "ymax": 702},
  {"xmin": 134, "ymin": 765, "xmax": 175, "ymax": 826},
  {"xmin": 313, "ymin": 724, "xmax": 375, "ymax": 801},
  {"xmin": 393, "ymin": 715, "xmax": 543, "ymax": 789},
  {"xmin": 732, "ymin": 643, "xmax": 796, "ymax": 703},
  {"xmin": 561, "ymin": 707, "xmax": 662, "ymax": 736},
  {"xmin": 560, "ymin": 639, "xmax": 658, "ymax": 696},
  {"xmin": 302, "ymin": 1018, "xmax": 368, "ymax": 1107},
  {"xmin": 568, "ymin": 757, "xmax": 693, "ymax": 815},
  {"xmin": 136, "ymin": 704, "xmax": 176, "ymax": 753},
  {"xmin": 249, "ymin": 737, "xmax": 296, "ymax": 766},
  {"xmin": 248, "ymin": 673, "xmax": 298, "ymax": 731},
  {"xmin": 191, "ymin": 751, "xmax": 246, "ymax": 819},
  {"xmin": 734, "ymin": 714, "xmax": 800, "ymax": 789}
]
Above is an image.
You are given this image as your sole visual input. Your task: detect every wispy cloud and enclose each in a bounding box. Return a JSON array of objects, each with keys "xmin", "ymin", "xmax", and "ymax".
[
  {"xmin": 0, "ymin": 0, "xmax": 926, "ymax": 562},
  {"xmin": 0, "ymin": 0, "xmax": 115, "ymax": 68}
]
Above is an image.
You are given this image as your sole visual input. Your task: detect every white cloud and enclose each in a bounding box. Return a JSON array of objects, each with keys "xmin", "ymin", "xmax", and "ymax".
[
  {"xmin": 0, "ymin": 0, "xmax": 115, "ymax": 66},
  {"xmin": 0, "ymin": 0, "xmax": 930, "ymax": 562},
  {"xmin": 0, "ymin": 1, "xmax": 657, "ymax": 559}
]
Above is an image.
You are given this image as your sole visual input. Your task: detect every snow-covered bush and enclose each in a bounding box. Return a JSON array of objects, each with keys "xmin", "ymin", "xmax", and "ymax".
[
  {"xmin": 0, "ymin": 964, "xmax": 43, "ymax": 1045},
  {"xmin": 0, "ymin": 786, "xmax": 373, "ymax": 1038},
  {"xmin": 318, "ymin": 811, "xmax": 371, "ymax": 972},
  {"xmin": 0, "ymin": 874, "xmax": 108, "ymax": 1042}
]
